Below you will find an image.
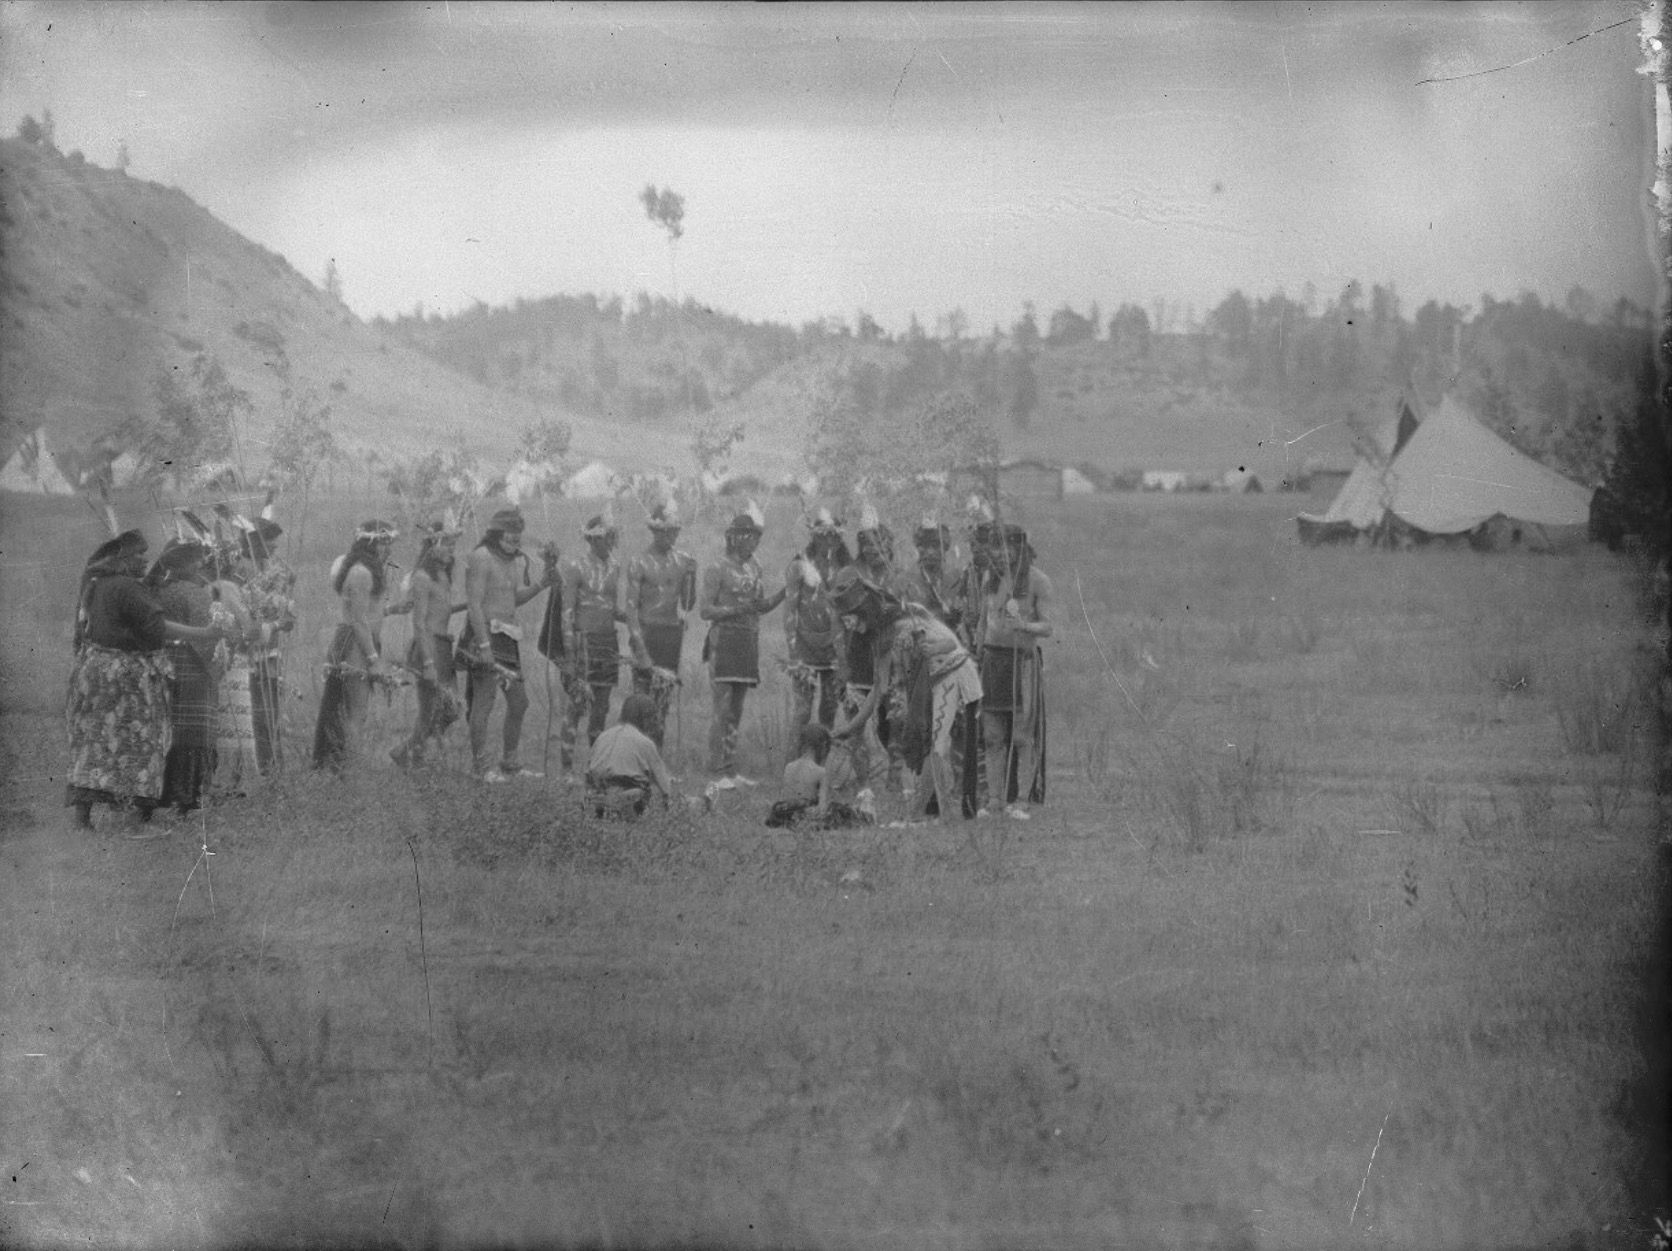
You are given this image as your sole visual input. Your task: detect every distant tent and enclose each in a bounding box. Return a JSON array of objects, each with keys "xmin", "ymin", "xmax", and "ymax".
[
  {"xmin": 564, "ymin": 460, "xmax": 620, "ymax": 499},
  {"xmin": 0, "ymin": 428, "xmax": 77, "ymax": 495},
  {"xmin": 1221, "ymin": 469, "xmax": 1263, "ymax": 494},
  {"xmin": 1142, "ymin": 470, "xmax": 1189, "ymax": 493},
  {"xmin": 1298, "ymin": 394, "xmax": 1593, "ymax": 547},
  {"xmin": 1062, "ymin": 466, "xmax": 1097, "ymax": 495}
]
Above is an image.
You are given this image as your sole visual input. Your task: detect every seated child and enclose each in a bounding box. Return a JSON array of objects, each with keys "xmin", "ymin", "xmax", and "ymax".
[
  {"xmin": 767, "ymin": 724, "xmax": 872, "ymax": 828},
  {"xmin": 585, "ymin": 694, "xmax": 675, "ymax": 817}
]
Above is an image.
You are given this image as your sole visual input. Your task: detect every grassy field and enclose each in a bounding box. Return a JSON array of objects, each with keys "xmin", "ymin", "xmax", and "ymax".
[{"xmin": 2, "ymin": 485, "xmax": 1668, "ymax": 1250}]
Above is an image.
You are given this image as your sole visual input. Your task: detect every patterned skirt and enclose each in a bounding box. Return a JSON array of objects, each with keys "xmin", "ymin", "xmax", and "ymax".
[
  {"xmin": 214, "ymin": 653, "xmax": 258, "ymax": 793},
  {"xmin": 65, "ymin": 644, "xmax": 173, "ymax": 804}
]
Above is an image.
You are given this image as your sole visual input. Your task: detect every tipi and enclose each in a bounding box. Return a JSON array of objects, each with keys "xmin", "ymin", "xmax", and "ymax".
[
  {"xmin": 1297, "ymin": 394, "xmax": 1591, "ymax": 547},
  {"xmin": 0, "ymin": 428, "xmax": 77, "ymax": 495}
]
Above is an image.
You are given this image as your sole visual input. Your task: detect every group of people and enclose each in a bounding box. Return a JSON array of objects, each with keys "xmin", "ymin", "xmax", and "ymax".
[
  {"xmin": 64, "ymin": 516, "xmax": 296, "ymax": 828},
  {"xmin": 65, "ymin": 494, "xmax": 1048, "ymax": 830},
  {"xmin": 303, "ymin": 497, "xmax": 1048, "ymax": 825}
]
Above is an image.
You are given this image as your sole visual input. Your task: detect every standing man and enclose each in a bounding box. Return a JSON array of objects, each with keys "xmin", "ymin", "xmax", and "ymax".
[
  {"xmin": 463, "ymin": 506, "xmax": 555, "ymax": 782},
  {"xmin": 559, "ymin": 515, "xmax": 626, "ymax": 774},
  {"xmin": 239, "ymin": 517, "xmax": 294, "ymax": 777},
  {"xmin": 625, "ymin": 501, "xmax": 698, "ymax": 750},
  {"xmin": 854, "ymin": 505, "xmax": 902, "ymax": 594},
  {"xmin": 903, "ymin": 516, "xmax": 964, "ymax": 633},
  {"xmin": 852, "ymin": 504, "xmax": 905, "ymax": 792},
  {"xmin": 783, "ymin": 506, "xmax": 848, "ymax": 747},
  {"xmin": 700, "ymin": 505, "xmax": 785, "ymax": 779},
  {"xmin": 393, "ymin": 518, "xmax": 463, "ymax": 769},
  {"xmin": 979, "ymin": 523, "xmax": 1051, "ymax": 817}
]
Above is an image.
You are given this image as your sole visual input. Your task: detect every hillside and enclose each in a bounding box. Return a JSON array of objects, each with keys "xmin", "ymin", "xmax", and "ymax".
[
  {"xmin": 1, "ymin": 132, "xmax": 1649, "ymax": 502},
  {"xmin": 0, "ymin": 138, "xmax": 697, "ymax": 480}
]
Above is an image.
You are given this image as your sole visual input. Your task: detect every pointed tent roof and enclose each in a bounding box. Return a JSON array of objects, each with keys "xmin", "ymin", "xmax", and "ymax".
[
  {"xmin": 1383, "ymin": 395, "xmax": 1592, "ymax": 533},
  {"xmin": 1303, "ymin": 393, "xmax": 1591, "ymax": 537},
  {"xmin": 1306, "ymin": 458, "xmax": 1388, "ymax": 528},
  {"xmin": 0, "ymin": 428, "xmax": 77, "ymax": 495}
]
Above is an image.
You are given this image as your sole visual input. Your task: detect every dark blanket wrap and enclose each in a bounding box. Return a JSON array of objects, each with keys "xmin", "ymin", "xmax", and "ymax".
[{"xmin": 708, "ymin": 621, "xmax": 760, "ymax": 685}]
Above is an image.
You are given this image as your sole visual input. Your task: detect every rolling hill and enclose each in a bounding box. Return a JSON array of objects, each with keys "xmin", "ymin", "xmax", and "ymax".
[
  {"xmin": 0, "ymin": 137, "xmax": 702, "ymax": 481},
  {"xmin": 1, "ymin": 133, "xmax": 1647, "ymax": 502}
]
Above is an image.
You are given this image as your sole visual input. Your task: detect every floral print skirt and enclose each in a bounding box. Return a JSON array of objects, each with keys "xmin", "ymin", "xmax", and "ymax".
[{"xmin": 65, "ymin": 644, "xmax": 173, "ymax": 804}]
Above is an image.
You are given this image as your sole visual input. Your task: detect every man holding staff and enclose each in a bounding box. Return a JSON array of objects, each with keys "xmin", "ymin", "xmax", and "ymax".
[
  {"xmin": 625, "ymin": 501, "xmax": 697, "ymax": 750},
  {"xmin": 462, "ymin": 506, "xmax": 556, "ymax": 782}
]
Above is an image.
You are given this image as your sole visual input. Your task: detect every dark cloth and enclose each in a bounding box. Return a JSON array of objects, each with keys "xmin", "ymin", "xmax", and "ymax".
[
  {"xmin": 980, "ymin": 645, "xmax": 1024, "ymax": 713},
  {"xmin": 312, "ymin": 624, "xmax": 365, "ymax": 773},
  {"xmin": 845, "ymin": 627, "xmax": 876, "ymax": 687},
  {"xmin": 983, "ymin": 647, "xmax": 1047, "ymax": 807},
  {"xmin": 535, "ymin": 582, "xmax": 566, "ymax": 661},
  {"xmin": 899, "ymin": 645, "xmax": 935, "ymax": 773},
  {"xmin": 640, "ymin": 621, "xmax": 684, "ymax": 671},
  {"xmin": 64, "ymin": 643, "xmax": 173, "ymax": 805},
  {"xmin": 765, "ymin": 798, "xmax": 869, "ymax": 829},
  {"xmin": 587, "ymin": 774, "xmax": 650, "ymax": 818},
  {"xmin": 157, "ymin": 580, "xmax": 217, "ymax": 811},
  {"xmin": 463, "ymin": 630, "xmax": 523, "ymax": 719},
  {"xmin": 82, "ymin": 575, "xmax": 168, "ymax": 653},
  {"xmin": 457, "ymin": 625, "xmax": 522, "ymax": 675},
  {"xmin": 576, "ymin": 628, "xmax": 621, "ymax": 687},
  {"xmin": 708, "ymin": 621, "xmax": 760, "ymax": 685},
  {"xmin": 923, "ymin": 703, "xmax": 983, "ymax": 820}
]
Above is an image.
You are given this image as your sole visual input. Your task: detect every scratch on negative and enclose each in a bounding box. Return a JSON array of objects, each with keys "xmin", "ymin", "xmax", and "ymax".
[
  {"xmin": 1285, "ymin": 421, "xmax": 1338, "ymax": 446},
  {"xmin": 890, "ymin": 50, "xmax": 917, "ymax": 112},
  {"xmin": 1435, "ymin": 473, "xmax": 1517, "ymax": 490},
  {"xmin": 1350, "ymin": 1111, "xmax": 1390, "ymax": 1226}
]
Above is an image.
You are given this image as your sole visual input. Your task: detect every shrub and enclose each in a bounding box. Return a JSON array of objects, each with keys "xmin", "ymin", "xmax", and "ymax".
[{"xmin": 1550, "ymin": 660, "xmax": 1639, "ymax": 755}]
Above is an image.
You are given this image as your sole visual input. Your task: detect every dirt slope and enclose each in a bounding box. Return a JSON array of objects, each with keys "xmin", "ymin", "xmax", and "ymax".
[{"xmin": 0, "ymin": 138, "xmax": 690, "ymax": 475}]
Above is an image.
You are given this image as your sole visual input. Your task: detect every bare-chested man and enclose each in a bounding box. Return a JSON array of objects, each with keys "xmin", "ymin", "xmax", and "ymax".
[
  {"xmin": 463, "ymin": 506, "xmax": 556, "ymax": 781},
  {"xmin": 625, "ymin": 501, "xmax": 697, "ymax": 749},
  {"xmin": 312, "ymin": 519, "xmax": 398, "ymax": 772},
  {"xmin": 392, "ymin": 519, "xmax": 464, "ymax": 768}
]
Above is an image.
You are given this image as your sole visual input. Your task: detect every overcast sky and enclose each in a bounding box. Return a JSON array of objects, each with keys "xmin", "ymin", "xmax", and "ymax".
[{"xmin": 0, "ymin": 1, "xmax": 1660, "ymax": 334}]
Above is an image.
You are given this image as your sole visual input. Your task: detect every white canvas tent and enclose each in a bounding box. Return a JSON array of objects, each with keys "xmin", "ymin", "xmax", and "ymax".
[
  {"xmin": 1382, "ymin": 396, "xmax": 1592, "ymax": 532},
  {"xmin": 1298, "ymin": 394, "xmax": 1592, "ymax": 545},
  {"xmin": 1062, "ymin": 466, "xmax": 1097, "ymax": 495},
  {"xmin": 0, "ymin": 428, "xmax": 77, "ymax": 495}
]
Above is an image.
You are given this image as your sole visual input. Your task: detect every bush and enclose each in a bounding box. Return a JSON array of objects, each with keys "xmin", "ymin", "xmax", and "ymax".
[{"xmin": 1551, "ymin": 660, "xmax": 1639, "ymax": 755}]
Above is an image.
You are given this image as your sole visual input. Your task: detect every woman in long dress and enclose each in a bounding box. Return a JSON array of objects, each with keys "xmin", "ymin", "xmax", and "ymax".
[{"xmin": 66, "ymin": 530, "xmax": 229, "ymax": 827}]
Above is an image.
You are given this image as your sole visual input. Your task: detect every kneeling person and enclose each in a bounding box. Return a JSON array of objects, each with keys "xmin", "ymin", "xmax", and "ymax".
[{"xmin": 585, "ymin": 694, "xmax": 675, "ymax": 817}]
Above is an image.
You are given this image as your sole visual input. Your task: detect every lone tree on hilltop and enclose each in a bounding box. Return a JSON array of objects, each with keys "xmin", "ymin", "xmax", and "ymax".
[{"xmin": 641, "ymin": 183, "xmax": 691, "ymax": 415}]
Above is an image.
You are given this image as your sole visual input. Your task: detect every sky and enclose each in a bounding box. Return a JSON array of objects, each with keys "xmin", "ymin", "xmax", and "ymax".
[{"xmin": 0, "ymin": 1, "xmax": 1661, "ymax": 335}]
